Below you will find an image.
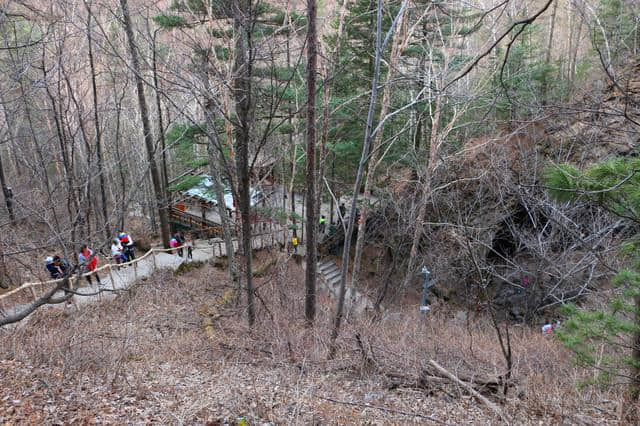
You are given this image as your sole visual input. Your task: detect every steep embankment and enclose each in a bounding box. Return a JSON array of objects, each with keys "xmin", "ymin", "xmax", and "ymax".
[{"xmin": 0, "ymin": 256, "xmax": 620, "ymax": 424}]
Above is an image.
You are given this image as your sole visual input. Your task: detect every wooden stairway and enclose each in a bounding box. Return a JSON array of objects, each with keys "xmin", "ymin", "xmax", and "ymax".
[{"xmin": 169, "ymin": 207, "xmax": 224, "ymax": 238}]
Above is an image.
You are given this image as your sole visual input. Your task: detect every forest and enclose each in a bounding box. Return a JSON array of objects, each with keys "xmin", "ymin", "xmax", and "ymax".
[{"xmin": 1, "ymin": 0, "xmax": 640, "ymax": 423}]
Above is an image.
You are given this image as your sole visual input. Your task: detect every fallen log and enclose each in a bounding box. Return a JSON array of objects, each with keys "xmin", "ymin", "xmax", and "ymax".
[{"xmin": 429, "ymin": 359, "xmax": 510, "ymax": 424}]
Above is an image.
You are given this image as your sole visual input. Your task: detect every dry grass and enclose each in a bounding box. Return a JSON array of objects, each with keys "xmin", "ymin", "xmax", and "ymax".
[{"xmin": 0, "ymin": 251, "xmax": 621, "ymax": 424}]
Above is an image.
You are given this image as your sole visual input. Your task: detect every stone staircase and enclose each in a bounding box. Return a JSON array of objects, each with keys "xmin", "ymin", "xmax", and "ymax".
[
  {"xmin": 318, "ymin": 259, "xmax": 341, "ymax": 296},
  {"xmin": 317, "ymin": 259, "xmax": 373, "ymax": 314}
]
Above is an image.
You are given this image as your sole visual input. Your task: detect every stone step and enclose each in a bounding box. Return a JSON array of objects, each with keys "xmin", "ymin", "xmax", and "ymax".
[
  {"xmin": 319, "ymin": 263, "xmax": 336, "ymax": 271},
  {"xmin": 328, "ymin": 276, "xmax": 341, "ymax": 287},
  {"xmin": 318, "ymin": 261, "xmax": 336, "ymax": 272},
  {"xmin": 324, "ymin": 270, "xmax": 341, "ymax": 282},
  {"xmin": 322, "ymin": 265, "xmax": 339, "ymax": 276}
]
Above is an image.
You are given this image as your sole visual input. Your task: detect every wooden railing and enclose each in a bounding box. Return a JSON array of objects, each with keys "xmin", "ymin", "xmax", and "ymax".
[
  {"xmin": 0, "ymin": 229, "xmax": 286, "ymax": 309},
  {"xmin": 169, "ymin": 207, "xmax": 224, "ymax": 237}
]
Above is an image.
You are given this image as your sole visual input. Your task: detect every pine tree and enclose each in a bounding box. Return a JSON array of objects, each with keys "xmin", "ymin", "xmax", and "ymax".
[{"xmin": 545, "ymin": 159, "xmax": 640, "ymax": 421}]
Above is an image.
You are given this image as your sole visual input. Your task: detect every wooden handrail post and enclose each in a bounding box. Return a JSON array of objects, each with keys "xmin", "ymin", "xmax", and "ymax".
[
  {"xmin": 29, "ymin": 285, "xmax": 37, "ymax": 301},
  {"xmin": 152, "ymin": 250, "xmax": 157, "ymax": 272},
  {"xmin": 133, "ymin": 259, "xmax": 138, "ymax": 281},
  {"xmin": 69, "ymin": 277, "xmax": 77, "ymax": 307},
  {"xmin": 108, "ymin": 265, "xmax": 115, "ymax": 290},
  {"xmin": 97, "ymin": 272, "xmax": 103, "ymax": 301}
]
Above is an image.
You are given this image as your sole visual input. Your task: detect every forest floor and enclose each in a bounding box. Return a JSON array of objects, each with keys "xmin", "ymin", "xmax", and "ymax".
[{"xmin": 0, "ymin": 250, "xmax": 621, "ymax": 425}]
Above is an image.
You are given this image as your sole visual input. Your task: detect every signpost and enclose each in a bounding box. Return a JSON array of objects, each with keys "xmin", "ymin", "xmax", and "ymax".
[{"xmin": 420, "ymin": 265, "xmax": 432, "ymax": 314}]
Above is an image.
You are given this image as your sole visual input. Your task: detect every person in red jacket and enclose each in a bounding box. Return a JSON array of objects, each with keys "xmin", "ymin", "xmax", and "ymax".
[{"xmin": 79, "ymin": 244, "xmax": 101, "ymax": 285}]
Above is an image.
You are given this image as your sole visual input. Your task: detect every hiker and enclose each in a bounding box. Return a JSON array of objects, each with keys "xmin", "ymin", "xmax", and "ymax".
[
  {"xmin": 46, "ymin": 255, "xmax": 71, "ymax": 300},
  {"xmin": 45, "ymin": 256, "xmax": 62, "ymax": 279},
  {"xmin": 169, "ymin": 235, "xmax": 178, "ymax": 254},
  {"xmin": 78, "ymin": 244, "xmax": 101, "ymax": 286},
  {"xmin": 338, "ymin": 202, "xmax": 346, "ymax": 222},
  {"xmin": 119, "ymin": 232, "xmax": 136, "ymax": 261},
  {"xmin": 291, "ymin": 233, "xmax": 299, "ymax": 254},
  {"xmin": 319, "ymin": 215, "xmax": 326, "ymax": 234},
  {"xmin": 175, "ymin": 231, "xmax": 185, "ymax": 257},
  {"xmin": 186, "ymin": 235, "xmax": 194, "ymax": 260},
  {"xmin": 111, "ymin": 238, "xmax": 127, "ymax": 264},
  {"xmin": 50, "ymin": 255, "xmax": 72, "ymax": 302},
  {"xmin": 542, "ymin": 318, "xmax": 555, "ymax": 334}
]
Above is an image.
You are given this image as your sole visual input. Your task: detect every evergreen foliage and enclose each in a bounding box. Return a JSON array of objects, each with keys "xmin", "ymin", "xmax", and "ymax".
[
  {"xmin": 593, "ymin": 0, "xmax": 640, "ymax": 64},
  {"xmin": 545, "ymin": 160, "xmax": 640, "ymax": 392}
]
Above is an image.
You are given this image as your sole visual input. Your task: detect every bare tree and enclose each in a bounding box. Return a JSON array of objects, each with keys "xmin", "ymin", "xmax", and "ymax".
[
  {"xmin": 119, "ymin": 0, "xmax": 170, "ymax": 248},
  {"xmin": 329, "ymin": 0, "xmax": 408, "ymax": 358},
  {"xmin": 304, "ymin": 0, "xmax": 318, "ymax": 325},
  {"xmin": 84, "ymin": 0, "xmax": 110, "ymax": 241},
  {"xmin": 0, "ymin": 149, "xmax": 14, "ymax": 223},
  {"xmin": 232, "ymin": 0, "xmax": 256, "ymax": 326},
  {"xmin": 350, "ymin": 2, "xmax": 409, "ymax": 297}
]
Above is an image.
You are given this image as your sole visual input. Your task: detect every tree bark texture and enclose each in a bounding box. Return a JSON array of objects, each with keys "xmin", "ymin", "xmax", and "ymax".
[
  {"xmin": 85, "ymin": 0, "xmax": 110, "ymax": 241},
  {"xmin": 233, "ymin": 0, "xmax": 255, "ymax": 326},
  {"xmin": 201, "ymin": 69, "xmax": 239, "ymax": 291},
  {"xmin": 304, "ymin": 0, "xmax": 318, "ymax": 324},
  {"xmin": 329, "ymin": 0, "xmax": 384, "ymax": 359},
  {"xmin": 350, "ymin": 5, "xmax": 406, "ymax": 297},
  {"xmin": 120, "ymin": 0, "xmax": 171, "ymax": 248},
  {"xmin": 0, "ymin": 149, "xmax": 14, "ymax": 222}
]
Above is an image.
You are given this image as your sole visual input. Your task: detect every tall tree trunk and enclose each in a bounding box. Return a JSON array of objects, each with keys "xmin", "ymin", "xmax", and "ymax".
[
  {"xmin": 285, "ymin": 5, "xmax": 297, "ymax": 242},
  {"xmin": 152, "ymin": 30, "xmax": 170, "ymax": 200},
  {"xmin": 208, "ymin": 136, "xmax": 239, "ymax": 287},
  {"xmin": 85, "ymin": 0, "xmax": 110, "ymax": 241},
  {"xmin": 111, "ymin": 81, "xmax": 128, "ymax": 231},
  {"xmin": 317, "ymin": 0, "xmax": 349, "ymax": 234},
  {"xmin": 304, "ymin": 0, "xmax": 318, "ymax": 324},
  {"xmin": 400, "ymin": 61, "xmax": 461, "ymax": 294},
  {"xmin": 60, "ymin": 59, "xmax": 96, "ymax": 239},
  {"xmin": 0, "ymin": 96, "xmax": 16, "ymax": 223},
  {"xmin": 42, "ymin": 57, "xmax": 80, "ymax": 238},
  {"xmin": 0, "ymin": 149, "xmax": 14, "ymax": 222},
  {"xmin": 567, "ymin": 8, "xmax": 583, "ymax": 95},
  {"xmin": 120, "ymin": 0, "xmax": 171, "ymax": 248},
  {"xmin": 17, "ymin": 79, "xmax": 61, "ymax": 232},
  {"xmin": 350, "ymin": 5, "xmax": 406, "ymax": 297},
  {"xmin": 328, "ymin": 0, "xmax": 409, "ymax": 358},
  {"xmin": 233, "ymin": 0, "xmax": 255, "ymax": 326},
  {"xmin": 541, "ymin": 0, "xmax": 558, "ymax": 105},
  {"xmin": 329, "ymin": 0, "xmax": 383, "ymax": 359},
  {"xmin": 201, "ymin": 65, "xmax": 239, "ymax": 291},
  {"xmin": 329, "ymin": 151, "xmax": 336, "ymax": 225}
]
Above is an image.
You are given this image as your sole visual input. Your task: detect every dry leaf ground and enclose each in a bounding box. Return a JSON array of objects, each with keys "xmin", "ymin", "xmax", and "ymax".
[{"xmin": 0, "ymin": 250, "xmax": 621, "ymax": 424}]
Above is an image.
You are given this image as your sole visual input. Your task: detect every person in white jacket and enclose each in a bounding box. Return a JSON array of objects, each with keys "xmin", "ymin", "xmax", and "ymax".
[{"xmin": 111, "ymin": 239, "xmax": 126, "ymax": 264}]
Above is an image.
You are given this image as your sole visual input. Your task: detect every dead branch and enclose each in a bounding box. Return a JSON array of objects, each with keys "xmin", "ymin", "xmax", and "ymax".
[
  {"xmin": 315, "ymin": 394, "xmax": 447, "ymax": 423},
  {"xmin": 0, "ymin": 275, "xmax": 74, "ymax": 327},
  {"xmin": 429, "ymin": 359, "xmax": 510, "ymax": 423},
  {"xmin": 444, "ymin": 0, "xmax": 555, "ymax": 91}
]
